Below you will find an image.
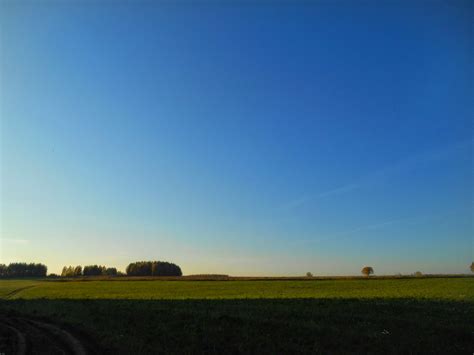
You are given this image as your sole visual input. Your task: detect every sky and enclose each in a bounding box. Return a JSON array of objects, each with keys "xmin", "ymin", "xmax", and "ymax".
[{"xmin": 0, "ymin": 0, "xmax": 472, "ymax": 276}]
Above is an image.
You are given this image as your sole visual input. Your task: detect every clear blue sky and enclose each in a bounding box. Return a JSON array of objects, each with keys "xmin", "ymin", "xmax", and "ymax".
[{"xmin": 1, "ymin": 0, "xmax": 472, "ymax": 275}]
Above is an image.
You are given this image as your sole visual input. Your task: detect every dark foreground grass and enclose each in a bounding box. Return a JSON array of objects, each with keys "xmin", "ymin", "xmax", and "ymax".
[
  {"xmin": 0, "ymin": 278, "xmax": 473, "ymax": 354},
  {"xmin": 1, "ymin": 298, "xmax": 473, "ymax": 354}
]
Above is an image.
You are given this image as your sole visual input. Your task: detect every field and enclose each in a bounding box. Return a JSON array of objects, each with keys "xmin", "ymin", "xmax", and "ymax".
[{"xmin": 1, "ymin": 277, "xmax": 473, "ymax": 353}]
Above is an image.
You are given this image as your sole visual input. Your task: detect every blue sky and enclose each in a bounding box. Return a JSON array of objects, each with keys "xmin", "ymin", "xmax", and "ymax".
[{"xmin": 1, "ymin": 0, "xmax": 472, "ymax": 275}]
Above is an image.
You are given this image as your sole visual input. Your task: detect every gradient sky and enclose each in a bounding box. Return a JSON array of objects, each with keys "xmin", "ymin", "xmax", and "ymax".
[{"xmin": 1, "ymin": 0, "xmax": 472, "ymax": 275}]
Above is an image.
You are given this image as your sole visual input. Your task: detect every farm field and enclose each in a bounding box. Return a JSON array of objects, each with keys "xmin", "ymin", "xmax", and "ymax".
[{"xmin": 1, "ymin": 277, "xmax": 473, "ymax": 353}]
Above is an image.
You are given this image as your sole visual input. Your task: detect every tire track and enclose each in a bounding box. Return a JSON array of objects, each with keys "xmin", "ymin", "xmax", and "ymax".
[
  {"xmin": 4, "ymin": 285, "xmax": 37, "ymax": 299},
  {"xmin": 0, "ymin": 316, "xmax": 99, "ymax": 354}
]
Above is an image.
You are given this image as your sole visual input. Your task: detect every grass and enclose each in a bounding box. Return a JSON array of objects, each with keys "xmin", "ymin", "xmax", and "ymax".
[
  {"xmin": 1, "ymin": 278, "xmax": 473, "ymax": 300},
  {"xmin": 1, "ymin": 277, "xmax": 473, "ymax": 353}
]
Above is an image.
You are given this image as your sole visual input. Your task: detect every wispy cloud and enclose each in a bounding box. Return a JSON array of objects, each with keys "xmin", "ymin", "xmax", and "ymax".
[
  {"xmin": 311, "ymin": 216, "xmax": 412, "ymax": 244},
  {"xmin": 316, "ymin": 183, "xmax": 360, "ymax": 198},
  {"xmin": 281, "ymin": 183, "xmax": 359, "ymax": 210},
  {"xmin": 281, "ymin": 138, "xmax": 472, "ymax": 211},
  {"xmin": 309, "ymin": 210, "xmax": 460, "ymax": 245}
]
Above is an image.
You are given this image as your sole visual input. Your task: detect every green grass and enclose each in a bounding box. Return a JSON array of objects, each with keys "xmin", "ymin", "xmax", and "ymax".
[
  {"xmin": 1, "ymin": 278, "xmax": 473, "ymax": 354},
  {"xmin": 2, "ymin": 278, "xmax": 474, "ymax": 300}
]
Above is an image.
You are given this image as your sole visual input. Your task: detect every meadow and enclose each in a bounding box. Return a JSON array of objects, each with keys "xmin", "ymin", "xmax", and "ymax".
[{"xmin": 1, "ymin": 277, "xmax": 473, "ymax": 353}]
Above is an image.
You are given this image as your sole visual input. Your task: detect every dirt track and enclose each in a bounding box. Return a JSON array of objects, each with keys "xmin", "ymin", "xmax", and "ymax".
[{"xmin": 0, "ymin": 315, "xmax": 99, "ymax": 355}]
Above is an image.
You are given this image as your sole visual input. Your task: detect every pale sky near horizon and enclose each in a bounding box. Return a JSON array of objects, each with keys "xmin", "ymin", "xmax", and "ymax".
[{"xmin": 1, "ymin": 0, "xmax": 472, "ymax": 275}]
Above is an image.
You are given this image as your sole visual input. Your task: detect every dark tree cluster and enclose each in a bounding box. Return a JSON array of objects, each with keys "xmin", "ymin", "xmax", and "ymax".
[
  {"xmin": 0, "ymin": 262, "xmax": 47, "ymax": 278},
  {"xmin": 60, "ymin": 265, "xmax": 118, "ymax": 277},
  {"xmin": 83, "ymin": 265, "xmax": 106, "ymax": 276},
  {"xmin": 126, "ymin": 261, "xmax": 182, "ymax": 276}
]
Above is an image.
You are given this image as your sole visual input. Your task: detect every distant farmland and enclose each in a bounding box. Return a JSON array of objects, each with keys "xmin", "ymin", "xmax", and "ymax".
[{"xmin": 1, "ymin": 277, "xmax": 473, "ymax": 354}]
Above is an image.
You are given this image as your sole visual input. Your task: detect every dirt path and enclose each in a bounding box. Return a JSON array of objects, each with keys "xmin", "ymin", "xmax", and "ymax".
[{"xmin": 0, "ymin": 315, "xmax": 100, "ymax": 354}]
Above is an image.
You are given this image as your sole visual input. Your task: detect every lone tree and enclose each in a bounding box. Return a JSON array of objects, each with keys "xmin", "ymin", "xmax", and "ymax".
[
  {"xmin": 471, "ymin": 262, "xmax": 474, "ymax": 273},
  {"xmin": 361, "ymin": 266, "xmax": 374, "ymax": 277}
]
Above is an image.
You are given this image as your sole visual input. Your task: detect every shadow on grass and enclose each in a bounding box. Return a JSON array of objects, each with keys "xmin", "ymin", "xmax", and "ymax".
[{"xmin": 1, "ymin": 298, "xmax": 472, "ymax": 354}]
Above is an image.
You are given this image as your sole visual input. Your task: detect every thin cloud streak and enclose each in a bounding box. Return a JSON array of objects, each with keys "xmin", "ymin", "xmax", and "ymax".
[
  {"xmin": 309, "ymin": 210, "xmax": 461, "ymax": 245},
  {"xmin": 281, "ymin": 138, "xmax": 473, "ymax": 211},
  {"xmin": 310, "ymin": 216, "xmax": 414, "ymax": 245}
]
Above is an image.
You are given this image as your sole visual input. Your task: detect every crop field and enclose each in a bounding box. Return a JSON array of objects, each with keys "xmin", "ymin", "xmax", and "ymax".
[{"xmin": 1, "ymin": 277, "xmax": 473, "ymax": 354}]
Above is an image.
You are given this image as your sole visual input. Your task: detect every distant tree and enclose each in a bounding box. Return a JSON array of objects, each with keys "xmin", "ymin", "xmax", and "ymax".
[
  {"xmin": 470, "ymin": 262, "xmax": 474, "ymax": 273},
  {"xmin": 0, "ymin": 263, "xmax": 47, "ymax": 278},
  {"xmin": 152, "ymin": 261, "xmax": 182, "ymax": 276},
  {"xmin": 126, "ymin": 261, "xmax": 182, "ymax": 277},
  {"xmin": 83, "ymin": 265, "xmax": 104, "ymax": 276},
  {"xmin": 361, "ymin": 266, "xmax": 374, "ymax": 277},
  {"xmin": 105, "ymin": 267, "xmax": 117, "ymax": 276},
  {"xmin": 61, "ymin": 266, "xmax": 79, "ymax": 277},
  {"xmin": 126, "ymin": 262, "xmax": 151, "ymax": 276},
  {"xmin": 306, "ymin": 272, "xmax": 313, "ymax": 277},
  {"xmin": 0, "ymin": 264, "xmax": 7, "ymax": 277},
  {"xmin": 74, "ymin": 265, "xmax": 83, "ymax": 277},
  {"xmin": 414, "ymin": 271, "xmax": 423, "ymax": 277}
]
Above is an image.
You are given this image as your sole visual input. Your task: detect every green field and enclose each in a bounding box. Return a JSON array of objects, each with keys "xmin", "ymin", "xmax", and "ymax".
[{"xmin": 1, "ymin": 278, "xmax": 473, "ymax": 353}]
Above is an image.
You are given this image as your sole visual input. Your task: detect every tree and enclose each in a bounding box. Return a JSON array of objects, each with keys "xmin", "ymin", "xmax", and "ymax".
[
  {"xmin": 83, "ymin": 265, "xmax": 103, "ymax": 276},
  {"xmin": 361, "ymin": 266, "xmax": 374, "ymax": 277},
  {"xmin": 152, "ymin": 261, "xmax": 182, "ymax": 276},
  {"xmin": 105, "ymin": 267, "xmax": 117, "ymax": 276},
  {"xmin": 306, "ymin": 272, "xmax": 313, "ymax": 277},
  {"xmin": 61, "ymin": 266, "xmax": 81, "ymax": 277},
  {"xmin": 471, "ymin": 262, "xmax": 474, "ymax": 273},
  {"xmin": 74, "ymin": 265, "xmax": 83, "ymax": 277},
  {"xmin": 0, "ymin": 264, "xmax": 7, "ymax": 277},
  {"xmin": 0, "ymin": 263, "xmax": 47, "ymax": 278},
  {"xmin": 126, "ymin": 261, "xmax": 182, "ymax": 277},
  {"xmin": 414, "ymin": 271, "xmax": 423, "ymax": 277}
]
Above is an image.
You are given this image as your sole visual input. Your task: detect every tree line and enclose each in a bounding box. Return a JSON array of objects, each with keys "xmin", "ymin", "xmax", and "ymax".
[
  {"xmin": 61, "ymin": 265, "xmax": 120, "ymax": 277},
  {"xmin": 126, "ymin": 261, "xmax": 182, "ymax": 276},
  {"xmin": 59, "ymin": 261, "xmax": 182, "ymax": 277},
  {"xmin": 0, "ymin": 263, "xmax": 47, "ymax": 278}
]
